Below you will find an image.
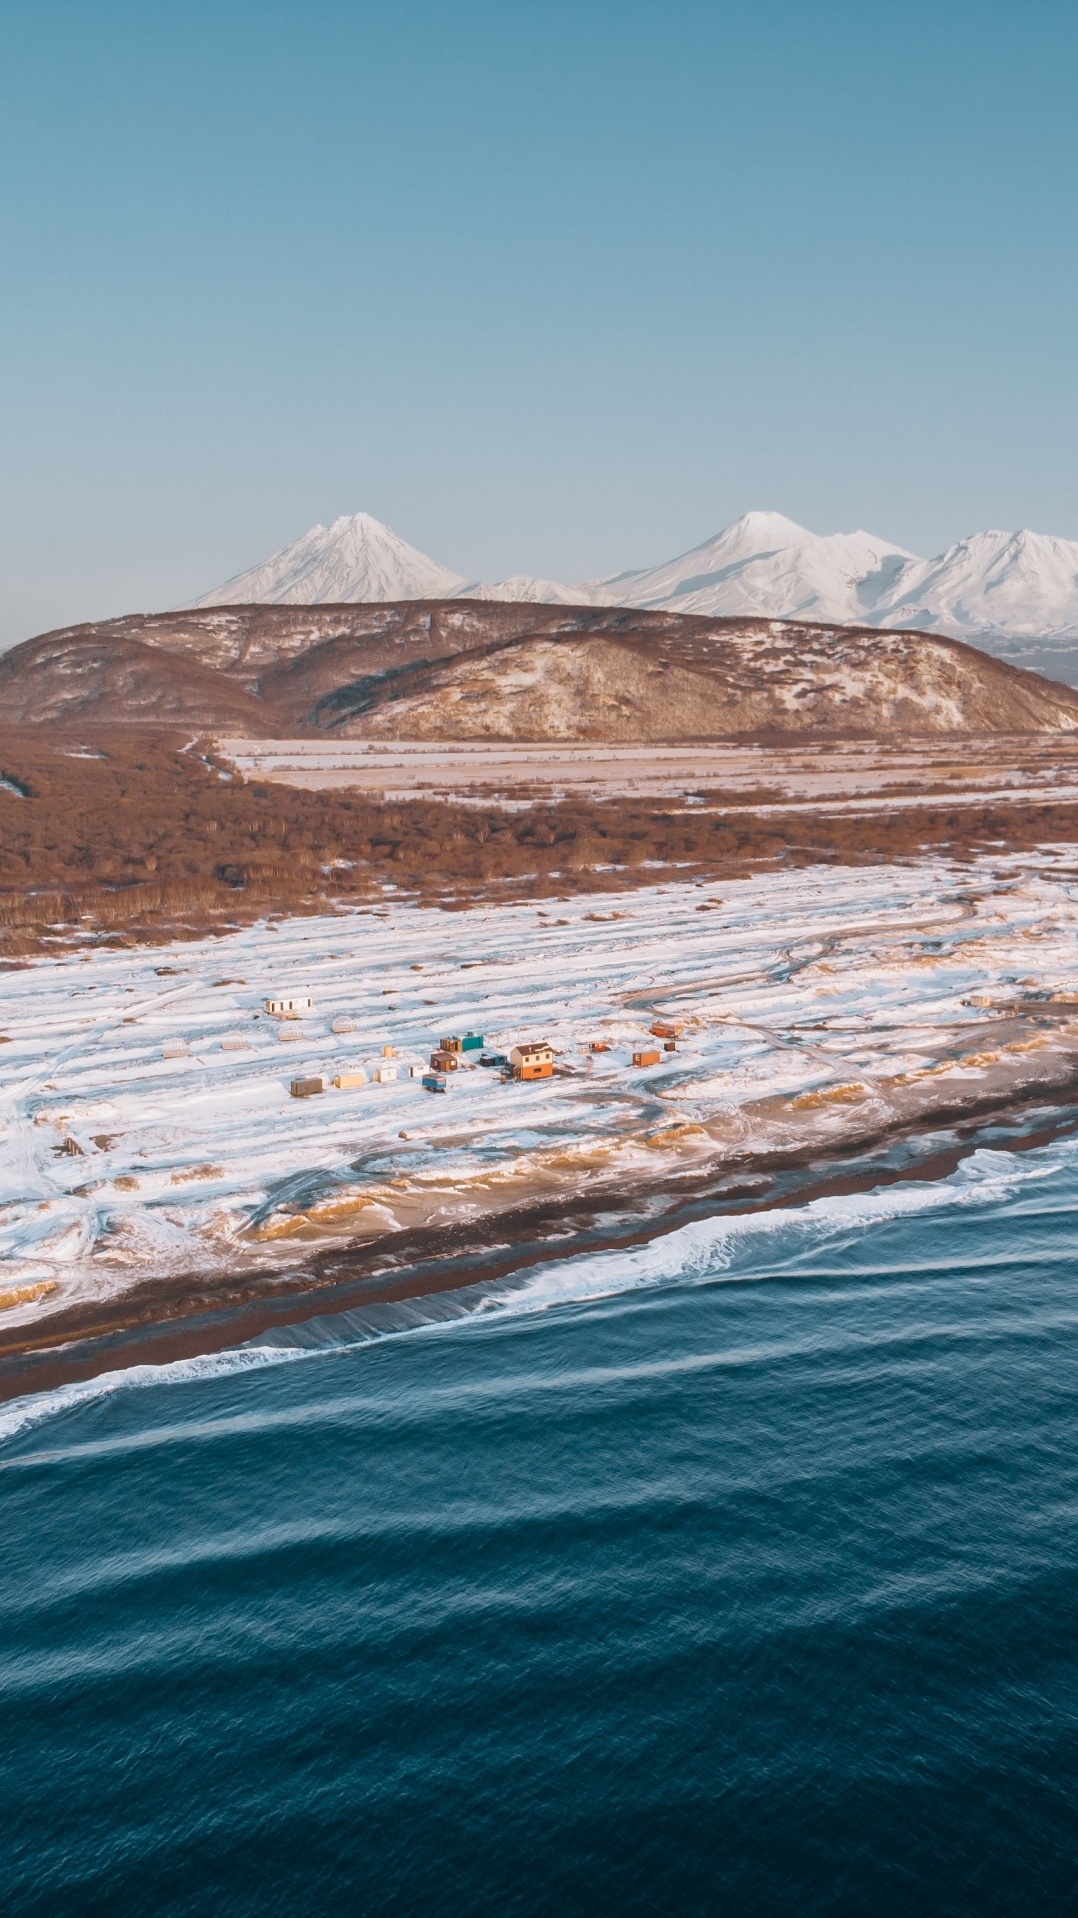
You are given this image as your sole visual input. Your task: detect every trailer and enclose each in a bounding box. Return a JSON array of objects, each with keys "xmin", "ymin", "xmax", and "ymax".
[{"xmin": 290, "ymin": 1077, "xmax": 324, "ymax": 1099}]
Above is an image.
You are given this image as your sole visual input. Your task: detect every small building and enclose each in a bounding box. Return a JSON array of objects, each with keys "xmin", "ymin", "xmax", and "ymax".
[
  {"xmin": 265, "ymin": 996, "xmax": 313, "ymax": 1019},
  {"xmin": 589, "ymin": 1040, "xmax": 609, "ymax": 1053},
  {"xmin": 480, "ymin": 1051, "xmax": 507, "ymax": 1068},
  {"xmin": 650, "ymin": 1020, "xmax": 683, "ymax": 1040},
  {"xmin": 633, "ymin": 1048, "xmax": 661, "ymax": 1068},
  {"xmin": 372, "ymin": 1064, "xmax": 397, "ymax": 1084},
  {"xmin": 422, "ymin": 1073, "xmax": 449, "ymax": 1093},
  {"xmin": 277, "ymin": 1026, "xmax": 304, "ymax": 1043},
  {"xmin": 461, "ymin": 1032, "xmax": 484, "ymax": 1052},
  {"xmin": 408, "ymin": 1063, "xmax": 425, "ymax": 1079},
  {"xmin": 290, "ymin": 1076, "xmax": 324, "ymax": 1099},
  {"xmin": 333, "ymin": 1071, "xmax": 367, "ymax": 1089},
  {"xmin": 509, "ymin": 1040, "xmax": 555, "ymax": 1081},
  {"xmin": 430, "ymin": 1049, "xmax": 460, "ymax": 1071},
  {"xmin": 331, "ymin": 1016, "xmax": 356, "ymax": 1034}
]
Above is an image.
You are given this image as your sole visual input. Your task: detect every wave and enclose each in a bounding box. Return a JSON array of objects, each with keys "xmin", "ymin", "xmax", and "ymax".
[
  {"xmin": 0, "ymin": 1143, "xmax": 1065, "ymax": 1449},
  {"xmin": 0, "ymin": 1344, "xmax": 304, "ymax": 1448}
]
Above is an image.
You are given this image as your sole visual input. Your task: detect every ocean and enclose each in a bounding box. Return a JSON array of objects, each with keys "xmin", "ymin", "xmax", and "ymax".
[{"xmin": 3, "ymin": 1141, "xmax": 1078, "ymax": 1915}]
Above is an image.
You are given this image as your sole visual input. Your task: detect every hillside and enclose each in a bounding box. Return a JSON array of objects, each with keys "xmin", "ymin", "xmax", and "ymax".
[
  {"xmin": 0, "ymin": 628, "xmax": 271, "ymax": 731},
  {"xmin": 5, "ymin": 603, "xmax": 1078, "ymax": 740},
  {"xmin": 328, "ymin": 620, "xmax": 1078, "ymax": 742}
]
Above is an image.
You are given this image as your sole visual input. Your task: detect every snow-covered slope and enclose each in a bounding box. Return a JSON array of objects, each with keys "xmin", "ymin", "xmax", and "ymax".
[
  {"xmin": 585, "ymin": 511, "xmax": 915, "ymax": 625},
  {"xmin": 870, "ymin": 529, "xmax": 1078, "ymax": 642},
  {"xmin": 192, "ymin": 513, "xmax": 466, "ymax": 606},
  {"xmin": 191, "ymin": 516, "xmax": 612, "ymax": 610},
  {"xmin": 453, "ymin": 575, "xmax": 616, "ymax": 606}
]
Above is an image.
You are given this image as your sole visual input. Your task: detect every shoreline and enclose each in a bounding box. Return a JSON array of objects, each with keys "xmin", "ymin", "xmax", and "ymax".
[{"xmin": 3, "ymin": 1079, "xmax": 1077, "ymax": 1406}]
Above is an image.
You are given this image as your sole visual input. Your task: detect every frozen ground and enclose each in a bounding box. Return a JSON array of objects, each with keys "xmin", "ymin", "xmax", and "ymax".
[
  {"xmin": 218, "ymin": 735, "xmax": 1078, "ymax": 805},
  {"xmin": 4, "ymin": 856, "xmax": 1078, "ymax": 1326}
]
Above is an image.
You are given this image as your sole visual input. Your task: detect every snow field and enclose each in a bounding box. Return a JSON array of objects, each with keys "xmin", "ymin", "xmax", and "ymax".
[{"xmin": 3, "ymin": 856, "xmax": 1078, "ymax": 1318}]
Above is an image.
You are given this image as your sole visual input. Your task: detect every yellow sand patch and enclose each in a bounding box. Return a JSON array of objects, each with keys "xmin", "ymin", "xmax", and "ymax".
[
  {"xmin": 543, "ymin": 1145, "xmax": 618, "ymax": 1171},
  {"xmin": 171, "ymin": 1163, "xmax": 224, "ymax": 1184},
  {"xmin": 644, "ymin": 1123, "xmax": 706, "ymax": 1148},
  {"xmin": 253, "ymin": 1190, "xmax": 396, "ymax": 1239},
  {"xmin": 790, "ymin": 1083, "xmax": 866, "ymax": 1110},
  {"xmin": 0, "ymin": 1280, "xmax": 56, "ymax": 1312}
]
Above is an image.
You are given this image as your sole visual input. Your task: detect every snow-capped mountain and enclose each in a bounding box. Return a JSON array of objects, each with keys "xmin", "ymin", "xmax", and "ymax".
[
  {"xmin": 586, "ymin": 511, "xmax": 916, "ymax": 625},
  {"xmin": 191, "ymin": 515, "xmax": 614, "ymax": 611},
  {"xmin": 584, "ymin": 513, "xmax": 1078, "ymax": 680},
  {"xmin": 192, "ymin": 513, "xmax": 466, "ymax": 606},
  {"xmin": 189, "ymin": 507, "xmax": 1078, "ymax": 682},
  {"xmin": 869, "ymin": 529, "xmax": 1078, "ymax": 643}
]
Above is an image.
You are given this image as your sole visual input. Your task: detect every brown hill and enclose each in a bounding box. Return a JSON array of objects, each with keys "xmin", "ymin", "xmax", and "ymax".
[
  {"xmin": 20, "ymin": 601, "xmax": 557, "ymax": 684},
  {"xmin": 5, "ymin": 602, "xmax": 1078, "ymax": 738},
  {"xmin": 332, "ymin": 621, "xmax": 1078, "ymax": 741},
  {"xmin": 0, "ymin": 629, "xmax": 274, "ymax": 731}
]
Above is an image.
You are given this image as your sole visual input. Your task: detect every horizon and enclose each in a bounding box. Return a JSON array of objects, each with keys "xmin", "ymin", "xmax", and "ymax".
[{"xmin": 5, "ymin": 502, "xmax": 1078, "ymax": 652}]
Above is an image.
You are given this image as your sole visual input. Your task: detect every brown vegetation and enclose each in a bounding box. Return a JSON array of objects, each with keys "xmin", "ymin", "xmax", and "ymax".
[{"xmin": 4, "ymin": 724, "xmax": 1078, "ymax": 956}]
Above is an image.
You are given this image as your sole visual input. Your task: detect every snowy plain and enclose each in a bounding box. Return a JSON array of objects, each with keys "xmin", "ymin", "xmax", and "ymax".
[{"xmin": 4, "ymin": 858, "xmax": 1078, "ymax": 1327}]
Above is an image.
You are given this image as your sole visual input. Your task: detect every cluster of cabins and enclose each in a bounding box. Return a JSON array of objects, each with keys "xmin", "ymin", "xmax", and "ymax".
[
  {"xmin": 264, "ymin": 995, "xmax": 681, "ymax": 1101},
  {"xmin": 427, "ymin": 1034, "xmax": 554, "ymax": 1082}
]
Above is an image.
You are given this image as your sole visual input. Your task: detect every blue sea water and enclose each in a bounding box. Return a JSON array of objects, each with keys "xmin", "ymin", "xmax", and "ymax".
[{"xmin": 3, "ymin": 1144, "xmax": 1078, "ymax": 1916}]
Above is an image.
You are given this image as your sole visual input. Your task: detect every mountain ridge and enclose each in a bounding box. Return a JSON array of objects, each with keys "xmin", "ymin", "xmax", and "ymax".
[{"xmin": 185, "ymin": 510, "xmax": 1078, "ymax": 677}]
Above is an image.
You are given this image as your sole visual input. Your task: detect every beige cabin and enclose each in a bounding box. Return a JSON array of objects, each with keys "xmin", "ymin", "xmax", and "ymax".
[{"xmin": 509, "ymin": 1040, "xmax": 555, "ymax": 1081}]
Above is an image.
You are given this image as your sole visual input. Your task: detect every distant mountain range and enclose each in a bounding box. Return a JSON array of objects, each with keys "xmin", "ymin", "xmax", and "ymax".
[{"xmin": 191, "ymin": 509, "xmax": 1078, "ymax": 684}]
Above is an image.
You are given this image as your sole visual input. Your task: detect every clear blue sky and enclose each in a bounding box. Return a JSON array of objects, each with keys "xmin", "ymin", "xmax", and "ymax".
[{"xmin": 2, "ymin": 0, "xmax": 1076, "ymax": 642}]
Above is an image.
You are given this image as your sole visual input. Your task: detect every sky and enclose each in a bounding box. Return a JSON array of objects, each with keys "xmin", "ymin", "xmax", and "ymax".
[{"xmin": 1, "ymin": 0, "xmax": 1077, "ymax": 644}]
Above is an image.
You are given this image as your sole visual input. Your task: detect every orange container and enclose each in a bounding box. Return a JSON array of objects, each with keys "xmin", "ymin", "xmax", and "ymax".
[{"xmin": 633, "ymin": 1048, "xmax": 661, "ymax": 1067}]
